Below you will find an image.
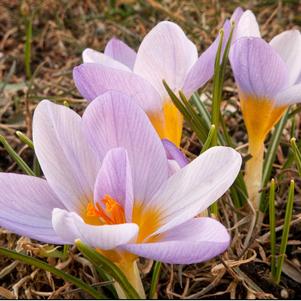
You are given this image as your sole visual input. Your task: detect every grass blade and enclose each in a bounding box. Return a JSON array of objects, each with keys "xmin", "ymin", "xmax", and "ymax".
[
  {"xmin": 24, "ymin": 14, "xmax": 33, "ymax": 79},
  {"xmin": 0, "ymin": 247, "xmax": 105, "ymax": 299},
  {"xmin": 201, "ymin": 125, "xmax": 216, "ymax": 153},
  {"xmin": 290, "ymin": 138, "xmax": 301, "ymax": 176},
  {"xmin": 16, "ymin": 131, "xmax": 34, "ymax": 149},
  {"xmin": 149, "ymin": 261, "xmax": 162, "ymax": 299},
  {"xmin": 268, "ymin": 179, "xmax": 276, "ymax": 278},
  {"xmin": 0, "ymin": 135, "xmax": 35, "ymax": 176},
  {"xmin": 274, "ymin": 180, "xmax": 295, "ymax": 284},
  {"xmin": 260, "ymin": 110, "xmax": 289, "ymax": 212}
]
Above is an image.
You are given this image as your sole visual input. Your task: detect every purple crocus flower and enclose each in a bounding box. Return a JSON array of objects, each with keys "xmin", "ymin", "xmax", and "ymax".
[
  {"xmin": 73, "ymin": 21, "xmax": 232, "ymax": 147},
  {"xmin": 229, "ymin": 9, "xmax": 301, "ymax": 209},
  {"xmin": 0, "ymin": 91, "xmax": 241, "ymax": 268}
]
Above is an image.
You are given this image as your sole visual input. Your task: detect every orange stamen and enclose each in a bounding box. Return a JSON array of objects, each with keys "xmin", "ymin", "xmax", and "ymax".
[{"xmin": 85, "ymin": 195, "xmax": 125, "ymax": 225}]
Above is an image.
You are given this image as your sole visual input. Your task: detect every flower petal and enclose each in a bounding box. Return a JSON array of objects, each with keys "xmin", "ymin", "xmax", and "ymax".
[
  {"xmin": 52, "ymin": 208, "xmax": 138, "ymax": 249},
  {"xmin": 235, "ymin": 10, "xmax": 261, "ymax": 40},
  {"xmin": 231, "ymin": 7, "xmax": 244, "ymax": 25},
  {"xmin": 275, "ymin": 83, "xmax": 301, "ymax": 106},
  {"xmin": 104, "ymin": 37, "xmax": 137, "ymax": 70},
  {"xmin": 82, "ymin": 48, "xmax": 131, "ymax": 71},
  {"xmin": 82, "ymin": 91, "xmax": 169, "ymax": 204},
  {"xmin": 229, "ymin": 37, "xmax": 288, "ymax": 99},
  {"xmin": 270, "ymin": 30, "xmax": 301, "ymax": 86},
  {"xmin": 134, "ymin": 21, "xmax": 198, "ymax": 98},
  {"xmin": 146, "ymin": 146, "xmax": 241, "ymax": 236},
  {"xmin": 0, "ymin": 173, "xmax": 65, "ymax": 244},
  {"xmin": 183, "ymin": 20, "xmax": 231, "ymax": 96},
  {"xmin": 123, "ymin": 217, "xmax": 230, "ymax": 264},
  {"xmin": 94, "ymin": 148, "xmax": 134, "ymax": 222},
  {"xmin": 73, "ymin": 64, "xmax": 162, "ymax": 113},
  {"xmin": 33, "ymin": 100, "xmax": 100, "ymax": 213},
  {"xmin": 162, "ymin": 139, "xmax": 188, "ymax": 168}
]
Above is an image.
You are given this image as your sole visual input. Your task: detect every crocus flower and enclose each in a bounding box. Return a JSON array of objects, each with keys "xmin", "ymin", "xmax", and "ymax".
[
  {"xmin": 0, "ymin": 91, "xmax": 241, "ymax": 292},
  {"xmin": 73, "ymin": 21, "xmax": 231, "ymax": 146},
  {"xmin": 229, "ymin": 9, "xmax": 301, "ymax": 209}
]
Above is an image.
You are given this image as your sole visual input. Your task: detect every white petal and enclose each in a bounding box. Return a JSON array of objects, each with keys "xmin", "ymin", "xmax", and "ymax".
[
  {"xmin": 52, "ymin": 208, "xmax": 139, "ymax": 249},
  {"xmin": 82, "ymin": 48, "xmax": 131, "ymax": 71},
  {"xmin": 33, "ymin": 100, "xmax": 100, "ymax": 213},
  {"xmin": 270, "ymin": 30, "xmax": 301, "ymax": 86},
  {"xmin": 235, "ymin": 10, "xmax": 261, "ymax": 40},
  {"xmin": 275, "ymin": 83, "xmax": 301, "ymax": 106},
  {"xmin": 146, "ymin": 146, "xmax": 241, "ymax": 236},
  {"xmin": 134, "ymin": 21, "xmax": 198, "ymax": 99}
]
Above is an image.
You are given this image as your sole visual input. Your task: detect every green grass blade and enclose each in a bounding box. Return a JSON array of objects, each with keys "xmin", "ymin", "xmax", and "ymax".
[
  {"xmin": 163, "ymin": 81, "xmax": 208, "ymax": 142},
  {"xmin": 75, "ymin": 240, "xmax": 141, "ymax": 299},
  {"xmin": 201, "ymin": 125, "xmax": 216, "ymax": 153},
  {"xmin": 274, "ymin": 180, "xmax": 295, "ymax": 284},
  {"xmin": 149, "ymin": 261, "xmax": 162, "ymax": 299},
  {"xmin": 260, "ymin": 110, "xmax": 289, "ymax": 212},
  {"xmin": 24, "ymin": 15, "xmax": 33, "ymax": 79},
  {"xmin": 0, "ymin": 135, "xmax": 35, "ymax": 176},
  {"xmin": 16, "ymin": 131, "xmax": 34, "ymax": 149},
  {"xmin": 268, "ymin": 179, "xmax": 276, "ymax": 278},
  {"xmin": 211, "ymin": 29, "xmax": 224, "ymax": 145},
  {"xmin": 290, "ymin": 138, "xmax": 301, "ymax": 176},
  {"xmin": 0, "ymin": 247, "xmax": 105, "ymax": 299}
]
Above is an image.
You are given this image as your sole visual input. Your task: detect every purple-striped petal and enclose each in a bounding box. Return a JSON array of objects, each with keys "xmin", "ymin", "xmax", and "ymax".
[
  {"xmin": 73, "ymin": 63, "xmax": 162, "ymax": 113},
  {"xmin": 33, "ymin": 100, "xmax": 100, "ymax": 213},
  {"xmin": 82, "ymin": 91, "xmax": 169, "ymax": 204},
  {"xmin": 104, "ymin": 37, "xmax": 137, "ymax": 70},
  {"xmin": 229, "ymin": 37, "xmax": 288, "ymax": 99},
  {"xmin": 52, "ymin": 208, "xmax": 138, "ymax": 249},
  {"xmin": 145, "ymin": 147, "xmax": 241, "ymax": 236},
  {"xmin": 94, "ymin": 148, "xmax": 134, "ymax": 222},
  {"xmin": 162, "ymin": 139, "xmax": 188, "ymax": 168},
  {"xmin": 82, "ymin": 48, "xmax": 131, "ymax": 71},
  {"xmin": 123, "ymin": 217, "xmax": 230, "ymax": 264},
  {"xmin": 134, "ymin": 21, "xmax": 197, "ymax": 99},
  {"xmin": 270, "ymin": 30, "xmax": 301, "ymax": 86},
  {"xmin": 0, "ymin": 173, "xmax": 65, "ymax": 244},
  {"xmin": 183, "ymin": 20, "xmax": 231, "ymax": 96}
]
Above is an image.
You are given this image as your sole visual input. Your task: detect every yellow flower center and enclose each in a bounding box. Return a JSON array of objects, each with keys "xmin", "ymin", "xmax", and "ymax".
[
  {"xmin": 84, "ymin": 197, "xmax": 161, "ymax": 243},
  {"xmin": 148, "ymin": 100, "xmax": 183, "ymax": 147}
]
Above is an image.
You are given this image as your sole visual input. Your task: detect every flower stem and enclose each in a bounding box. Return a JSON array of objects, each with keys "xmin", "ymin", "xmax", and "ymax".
[
  {"xmin": 116, "ymin": 260, "xmax": 145, "ymax": 299},
  {"xmin": 245, "ymin": 141, "xmax": 264, "ymax": 211}
]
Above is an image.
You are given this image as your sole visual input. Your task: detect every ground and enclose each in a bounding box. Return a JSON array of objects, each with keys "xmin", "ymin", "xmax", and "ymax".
[{"xmin": 0, "ymin": 0, "xmax": 301, "ymax": 299}]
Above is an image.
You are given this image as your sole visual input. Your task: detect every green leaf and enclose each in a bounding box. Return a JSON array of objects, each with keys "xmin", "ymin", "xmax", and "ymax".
[
  {"xmin": 75, "ymin": 240, "xmax": 141, "ymax": 299},
  {"xmin": 163, "ymin": 80, "xmax": 208, "ymax": 142},
  {"xmin": 274, "ymin": 180, "xmax": 295, "ymax": 284},
  {"xmin": 0, "ymin": 247, "xmax": 105, "ymax": 299},
  {"xmin": 149, "ymin": 261, "xmax": 162, "ymax": 299},
  {"xmin": 16, "ymin": 131, "xmax": 34, "ymax": 149},
  {"xmin": 24, "ymin": 14, "xmax": 33, "ymax": 79},
  {"xmin": 0, "ymin": 135, "xmax": 35, "ymax": 176},
  {"xmin": 260, "ymin": 110, "xmax": 289, "ymax": 212},
  {"xmin": 201, "ymin": 125, "xmax": 216, "ymax": 153},
  {"xmin": 290, "ymin": 137, "xmax": 301, "ymax": 176},
  {"xmin": 268, "ymin": 179, "xmax": 276, "ymax": 278}
]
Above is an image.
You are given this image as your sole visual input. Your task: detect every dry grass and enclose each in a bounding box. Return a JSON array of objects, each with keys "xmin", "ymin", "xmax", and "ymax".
[{"xmin": 0, "ymin": 0, "xmax": 301, "ymax": 299}]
